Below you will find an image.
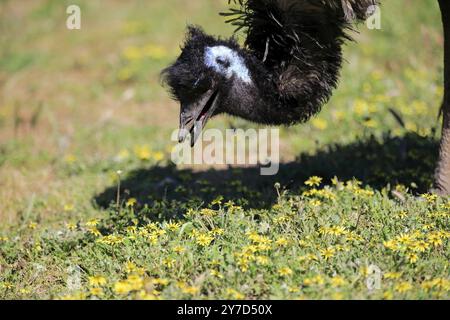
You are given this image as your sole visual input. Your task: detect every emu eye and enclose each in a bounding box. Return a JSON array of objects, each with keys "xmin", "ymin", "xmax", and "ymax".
[{"xmin": 216, "ymin": 57, "xmax": 230, "ymax": 68}]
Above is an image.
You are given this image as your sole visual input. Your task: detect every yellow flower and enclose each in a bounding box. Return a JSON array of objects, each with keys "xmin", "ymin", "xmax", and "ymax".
[
  {"xmin": 211, "ymin": 196, "xmax": 224, "ymax": 206},
  {"xmin": 305, "ymin": 176, "xmax": 323, "ymax": 187},
  {"xmin": 28, "ymin": 222, "xmax": 38, "ymax": 230},
  {"xmin": 427, "ymin": 233, "xmax": 443, "ymax": 247},
  {"xmin": 86, "ymin": 219, "xmax": 100, "ymax": 228},
  {"xmin": 134, "ymin": 145, "xmax": 152, "ymax": 160},
  {"xmin": 196, "ymin": 233, "xmax": 214, "ymax": 246},
  {"xmin": 320, "ymin": 247, "xmax": 336, "ymax": 260},
  {"xmin": 421, "ymin": 278, "xmax": 450, "ymax": 292},
  {"xmin": 288, "ymin": 286, "xmax": 300, "ymax": 293},
  {"xmin": 1, "ymin": 282, "xmax": 13, "ymax": 289},
  {"xmin": 90, "ymin": 287, "xmax": 104, "ymax": 296},
  {"xmin": 303, "ymin": 275, "xmax": 325, "ymax": 286},
  {"xmin": 180, "ymin": 285, "xmax": 200, "ymax": 295},
  {"xmin": 88, "ymin": 227, "xmax": 102, "ymax": 237},
  {"xmin": 319, "ymin": 226, "xmax": 348, "ymax": 237},
  {"xmin": 126, "ymin": 274, "xmax": 144, "ymax": 291},
  {"xmin": 114, "ymin": 281, "xmax": 132, "ymax": 295},
  {"xmin": 383, "ymin": 291, "xmax": 394, "ymax": 300},
  {"xmin": 153, "ymin": 151, "xmax": 164, "ymax": 161},
  {"xmin": 410, "ymin": 240, "xmax": 429, "ymax": 252},
  {"xmin": 123, "ymin": 46, "xmax": 143, "ymax": 60},
  {"xmin": 96, "ymin": 234, "xmax": 124, "ymax": 245},
  {"xmin": 384, "ymin": 272, "xmax": 402, "ymax": 280},
  {"xmin": 226, "ymin": 288, "xmax": 245, "ymax": 300},
  {"xmin": 330, "ymin": 226, "xmax": 347, "ymax": 236},
  {"xmin": 126, "ymin": 226, "xmax": 137, "ymax": 235},
  {"xmin": 421, "ymin": 193, "xmax": 438, "ymax": 203},
  {"xmin": 394, "ymin": 282, "xmax": 412, "ymax": 294},
  {"xmin": 354, "ymin": 188, "xmax": 375, "ymax": 197},
  {"xmin": 383, "ymin": 239, "xmax": 399, "ymax": 251},
  {"xmin": 312, "ymin": 118, "xmax": 328, "ymax": 130},
  {"xmin": 189, "ymin": 229, "xmax": 200, "ymax": 239},
  {"xmin": 199, "ymin": 208, "xmax": 218, "ymax": 217},
  {"xmin": 309, "ymin": 199, "xmax": 322, "ymax": 207},
  {"xmin": 421, "ymin": 223, "xmax": 435, "ymax": 231},
  {"xmin": 359, "ymin": 266, "xmax": 370, "ymax": 277},
  {"xmin": 136, "ymin": 290, "xmax": 160, "ymax": 300},
  {"xmin": 166, "ymin": 221, "xmax": 181, "ymax": 232},
  {"xmin": 224, "ymin": 200, "xmax": 235, "ymax": 207},
  {"xmin": 407, "ymin": 252, "xmax": 419, "ymax": 264},
  {"xmin": 172, "ymin": 245, "xmax": 186, "ymax": 254},
  {"xmin": 33, "ymin": 242, "xmax": 42, "ymax": 252},
  {"xmin": 331, "ymin": 176, "xmax": 339, "ymax": 185},
  {"xmin": 163, "ymin": 258, "xmax": 176, "ymax": 269},
  {"xmin": 405, "ymin": 122, "xmax": 417, "ymax": 133},
  {"xmin": 125, "ymin": 261, "xmax": 137, "ymax": 273},
  {"xmin": 330, "ymin": 276, "xmax": 346, "ymax": 287},
  {"xmin": 298, "ymin": 253, "xmax": 318, "ymax": 262},
  {"xmin": 256, "ymin": 256, "xmax": 270, "ymax": 265},
  {"xmin": 275, "ymin": 237, "xmax": 289, "ymax": 247},
  {"xmin": 60, "ymin": 292, "xmax": 87, "ymax": 300},
  {"xmin": 156, "ymin": 229, "xmax": 166, "ymax": 237},
  {"xmin": 20, "ymin": 288, "xmax": 31, "ymax": 295},
  {"xmin": 211, "ymin": 228, "xmax": 225, "ymax": 236},
  {"xmin": 394, "ymin": 211, "xmax": 408, "ymax": 219},
  {"xmin": 65, "ymin": 222, "xmax": 77, "ymax": 231},
  {"xmin": 184, "ymin": 208, "xmax": 195, "ymax": 217},
  {"xmin": 126, "ymin": 198, "xmax": 137, "ymax": 207},
  {"xmin": 353, "ymin": 99, "xmax": 369, "ymax": 115},
  {"xmin": 363, "ymin": 119, "xmax": 378, "ymax": 129},
  {"xmin": 247, "ymin": 233, "xmax": 272, "ymax": 245},
  {"xmin": 89, "ymin": 276, "xmax": 107, "ymax": 287},
  {"xmin": 396, "ymin": 233, "xmax": 413, "ymax": 245},
  {"xmin": 210, "ymin": 270, "xmax": 224, "ymax": 279},
  {"xmin": 151, "ymin": 278, "xmax": 170, "ymax": 286},
  {"xmin": 278, "ymin": 267, "xmax": 293, "ymax": 277},
  {"xmin": 331, "ymin": 292, "xmax": 344, "ymax": 300},
  {"xmin": 314, "ymin": 275, "xmax": 325, "ymax": 285}
]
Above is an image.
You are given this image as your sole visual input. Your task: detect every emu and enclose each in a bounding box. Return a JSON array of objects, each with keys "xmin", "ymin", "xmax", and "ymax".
[{"xmin": 162, "ymin": 0, "xmax": 450, "ymax": 195}]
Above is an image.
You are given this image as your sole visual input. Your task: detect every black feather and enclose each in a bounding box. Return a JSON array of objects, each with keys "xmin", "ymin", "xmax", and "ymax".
[
  {"xmin": 222, "ymin": 0, "xmax": 377, "ymax": 66},
  {"xmin": 162, "ymin": 0, "xmax": 380, "ymax": 132}
]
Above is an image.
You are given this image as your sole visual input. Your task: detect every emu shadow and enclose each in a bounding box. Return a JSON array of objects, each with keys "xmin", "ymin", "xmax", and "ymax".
[{"xmin": 94, "ymin": 133, "xmax": 439, "ymax": 217}]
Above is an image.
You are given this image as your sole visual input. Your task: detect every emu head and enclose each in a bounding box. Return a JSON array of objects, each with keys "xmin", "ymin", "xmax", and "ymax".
[{"xmin": 162, "ymin": 26, "xmax": 253, "ymax": 146}]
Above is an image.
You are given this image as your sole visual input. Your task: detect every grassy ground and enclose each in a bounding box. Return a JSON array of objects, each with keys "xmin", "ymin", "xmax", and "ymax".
[{"xmin": 0, "ymin": 0, "xmax": 449, "ymax": 299}]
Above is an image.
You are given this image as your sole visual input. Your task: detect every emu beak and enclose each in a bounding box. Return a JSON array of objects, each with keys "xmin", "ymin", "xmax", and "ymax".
[{"xmin": 178, "ymin": 87, "xmax": 219, "ymax": 147}]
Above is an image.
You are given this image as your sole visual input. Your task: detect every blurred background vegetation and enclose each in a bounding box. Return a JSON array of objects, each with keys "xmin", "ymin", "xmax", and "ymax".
[{"xmin": 0, "ymin": 0, "xmax": 444, "ymax": 227}]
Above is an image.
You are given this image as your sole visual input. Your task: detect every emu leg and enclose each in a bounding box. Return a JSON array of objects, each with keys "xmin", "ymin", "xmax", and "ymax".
[{"xmin": 435, "ymin": 0, "xmax": 450, "ymax": 195}]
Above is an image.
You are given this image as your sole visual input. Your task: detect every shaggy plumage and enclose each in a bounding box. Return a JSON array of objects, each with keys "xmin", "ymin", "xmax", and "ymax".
[{"xmin": 162, "ymin": 0, "xmax": 378, "ymax": 145}]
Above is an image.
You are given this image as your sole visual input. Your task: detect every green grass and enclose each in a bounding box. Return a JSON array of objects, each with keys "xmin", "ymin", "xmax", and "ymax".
[{"xmin": 0, "ymin": 0, "xmax": 449, "ymax": 299}]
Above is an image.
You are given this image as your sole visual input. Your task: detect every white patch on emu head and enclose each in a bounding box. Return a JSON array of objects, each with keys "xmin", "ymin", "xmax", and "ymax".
[{"xmin": 204, "ymin": 46, "xmax": 252, "ymax": 84}]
